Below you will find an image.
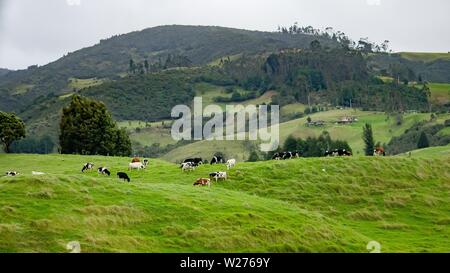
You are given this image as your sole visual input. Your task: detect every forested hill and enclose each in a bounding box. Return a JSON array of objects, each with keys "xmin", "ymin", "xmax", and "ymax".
[
  {"xmin": 0, "ymin": 68, "xmax": 11, "ymax": 77},
  {"xmin": 0, "ymin": 25, "xmax": 336, "ymax": 113}
]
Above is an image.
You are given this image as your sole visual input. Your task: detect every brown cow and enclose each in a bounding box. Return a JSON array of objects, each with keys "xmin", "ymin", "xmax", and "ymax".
[
  {"xmin": 373, "ymin": 147, "xmax": 386, "ymax": 156},
  {"xmin": 194, "ymin": 178, "xmax": 211, "ymax": 187}
]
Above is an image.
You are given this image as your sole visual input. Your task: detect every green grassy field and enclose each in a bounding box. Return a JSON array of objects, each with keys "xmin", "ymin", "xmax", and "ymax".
[
  {"xmin": 399, "ymin": 52, "xmax": 450, "ymax": 62},
  {"xmin": 0, "ymin": 152, "xmax": 449, "ymax": 253},
  {"xmin": 162, "ymin": 109, "xmax": 440, "ymax": 162},
  {"xmin": 428, "ymin": 83, "xmax": 450, "ymax": 105}
]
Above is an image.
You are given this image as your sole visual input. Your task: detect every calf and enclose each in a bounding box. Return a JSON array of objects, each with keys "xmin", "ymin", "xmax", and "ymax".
[
  {"xmin": 143, "ymin": 159, "xmax": 149, "ymax": 167},
  {"xmin": 181, "ymin": 162, "xmax": 196, "ymax": 172},
  {"xmin": 117, "ymin": 172, "xmax": 130, "ymax": 182},
  {"xmin": 5, "ymin": 171, "xmax": 18, "ymax": 176},
  {"xmin": 226, "ymin": 159, "xmax": 236, "ymax": 170},
  {"xmin": 129, "ymin": 162, "xmax": 145, "ymax": 171},
  {"xmin": 81, "ymin": 163, "xmax": 94, "ymax": 172},
  {"xmin": 97, "ymin": 167, "xmax": 111, "ymax": 176},
  {"xmin": 209, "ymin": 172, "xmax": 227, "ymax": 182},
  {"xmin": 193, "ymin": 178, "xmax": 211, "ymax": 187}
]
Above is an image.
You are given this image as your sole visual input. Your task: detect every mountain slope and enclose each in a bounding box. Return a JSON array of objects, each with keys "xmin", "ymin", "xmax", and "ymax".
[
  {"xmin": 0, "ymin": 153, "xmax": 448, "ymax": 252},
  {"xmin": 0, "ymin": 25, "xmax": 336, "ymax": 113},
  {"xmin": 0, "ymin": 68, "xmax": 12, "ymax": 77}
]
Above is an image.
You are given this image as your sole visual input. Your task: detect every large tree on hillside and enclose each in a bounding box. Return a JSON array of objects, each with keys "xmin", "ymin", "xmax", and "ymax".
[
  {"xmin": 59, "ymin": 95, "xmax": 131, "ymax": 156},
  {"xmin": 363, "ymin": 123, "xmax": 375, "ymax": 156},
  {"xmin": 0, "ymin": 111, "xmax": 26, "ymax": 153},
  {"xmin": 417, "ymin": 131, "xmax": 430, "ymax": 149}
]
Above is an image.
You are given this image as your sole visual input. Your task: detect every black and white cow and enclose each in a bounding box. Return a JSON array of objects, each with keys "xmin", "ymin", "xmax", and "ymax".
[
  {"xmin": 184, "ymin": 158, "xmax": 203, "ymax": 166},
  {"xmin": 209, "ymin": 172, "xmax": 227, "ymax": 182},
  {"xmin": 324, "ymin": 149, "xmax": 352, "ymax": 157},
  {"xmin": 117, "ymin": 172, "xmax": 130, "ymax": 182},
  {"xmin": 5, "ymin": 171, "xmax": 19, "ymax": 176},
  {"xmin": 210, "ymin": 156, "xmax": 224, "ymax": 165},
  {"xmin": 81, "ymin": 163, "xmax": 94, "ymax": 172},
  {"xmin": 97, "ymin": 167, "xmax": 111, "ymax": 176},
  {"xmin": 181, "ymin": 162, "xmax": 196, "ymax": 172},
  {"xmin": 143, "ymin": 159, "xmax": 149, "ymax": 167}
]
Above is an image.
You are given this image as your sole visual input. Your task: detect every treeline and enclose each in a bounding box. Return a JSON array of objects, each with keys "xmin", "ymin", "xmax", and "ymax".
[
  {"xmin": 11, "ymin": 135, "xmax": 55, "ymax": 154},
  {"xmin": 387, "ymin": 118, "xmax": 450, "ymax": 154},
  {"xmin": 270, "ymin": 131, "xmax": 352, "ymax": 158},
  {"xmin": 216, "ymin": 43, "xmax": 430, "ymax": 112},
  {"xmin": 277, "ymin": 23, "xmax": 390, "ymax": 53}
]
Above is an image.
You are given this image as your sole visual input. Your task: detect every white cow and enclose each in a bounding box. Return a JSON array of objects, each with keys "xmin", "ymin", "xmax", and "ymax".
[
  {"xmin": 129, "ymin": 162, "xmax": 145, "ymax": 171},
  {"xmin": 226, "ymin": 159, "xmax": 236, "ymax": 170}
]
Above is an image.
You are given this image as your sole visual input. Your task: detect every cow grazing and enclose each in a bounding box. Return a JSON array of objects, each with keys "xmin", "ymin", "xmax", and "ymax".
[
  {"xmin": 325, "ymin": 149, "xmax": 352, "ymax": 157},
  {"xmin": 282, "ymin": 152, "xmax": 293, "ymax": 160},
  {"xmin": 129, "ymin": 162, "xmax": 145, "ymax": 171},
  {"xmin": 97, "ymin": 167, "xmax": 111, "ymax": 176},
  {"xmin": 81, "ymin": 163, "xmax": 94, "ymax": 172},
  {"xmin": 210, "ymin": 156, "xmax": 224, "ymax": 165},
  {"xmin": 184, "ymin": 158, "xmax": 203, "ymax": 165},
  {"xmin": 5, "ymin": 171, "xmax": 18, "ymax": 176},
  {"xmin": 272, "ymin": 152, "xmax": 283, "ymax": 160},
  {"xmin": 181, "ymin": 162, "xmax": 196, "ymax": 172},
  {"xmin": 209, "ymin": 172, "xmax": 227, "ymax": 182},
  {"xmin": 373, "ymin": 147, "xmax": 386, "ymax": 156},
  {"xmin": 117, "ymin": 172, "xmax": 130, "ymax": 182},
  {"xmin": 226, "ymin": 159, "xmax": 236, "ymax": 170},
  {"xmin": 193, "ymin": 178, "xmax": 211, "ymax": 187},
  {"xmin": 143, "ymin": 159, "xmax": 149, "ymax": 167}
]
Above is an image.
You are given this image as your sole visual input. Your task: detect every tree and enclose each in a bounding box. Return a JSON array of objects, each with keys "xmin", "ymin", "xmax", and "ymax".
[
  {"xmin": 144, "ymin": 60, "xmax": 149, "ymax": 73},
  {"xmin": 129, "ymin": 59, "xmax": 135, "ymax": 74},
  {"xmin": 0, "ymin": 111, "xmax": 26, "ymax": 153},
  {"xmin": 363, "ymin": 123, "xmax": 375, "ymax": 156},
  {"xmin": 417, "ymin": 131, "xmax": 429, "ymax": 149},
  {"xmin": 310, "ymin": 40, "xmax": 321, "ymax": 51},
  {"xmin": 247, "ymin": 151, "xmax": 260, "ymax": 162},
  {"xmin": 59, "ymin": 95, "xmax": 131, "ymax": 156}
]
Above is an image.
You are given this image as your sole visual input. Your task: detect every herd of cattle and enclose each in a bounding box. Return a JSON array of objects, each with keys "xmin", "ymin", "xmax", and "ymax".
[{"xmin": 3, "ymin": 148, "xmax": 386, "ymax": 181}]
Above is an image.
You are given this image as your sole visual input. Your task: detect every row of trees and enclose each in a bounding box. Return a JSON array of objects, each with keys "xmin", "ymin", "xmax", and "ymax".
[
  {"xmin": 128, "ymin": 54, "xmax": 193, "ymax": 75},
  {"xmin": 278, "ymin": 131, "xmax": 352, "ymax": 157},
  {"xmin": 277, "ymin": 23, "xmax": 390, "ymax": 53}
]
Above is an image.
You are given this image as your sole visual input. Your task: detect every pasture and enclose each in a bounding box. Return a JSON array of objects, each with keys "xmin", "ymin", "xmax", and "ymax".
[{"xmin": 0, "ymin": 151, "xmax": 449, "ymax": 253}]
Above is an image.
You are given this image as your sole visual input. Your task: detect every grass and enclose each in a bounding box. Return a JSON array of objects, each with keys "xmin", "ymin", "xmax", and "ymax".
[
  {"xmin": 399, "ymin": 52, "xmax": 450, "ymax": 63},
  {"xmin": 12, "ymin": 84, "xmax": 34, "ymax": 95},
  {"xmin": 0, "ymin": 152, "xmax": 449, "ymax": 253},
  {"xmin": 428, "ymin": 83, "xmax": 450, "ymax": 105},
  {"xmin": 163, "ymin": 109, "xmax": 439, "ymax": 161},
  {"xmin": 67, "ymin": 78, "xmax": 104, "ymax": 91}
]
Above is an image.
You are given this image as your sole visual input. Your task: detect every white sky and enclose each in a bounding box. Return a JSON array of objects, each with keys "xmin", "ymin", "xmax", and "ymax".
[{"xmin": 0, "ymin": 0, "xmax": 449, "ymax": 70}]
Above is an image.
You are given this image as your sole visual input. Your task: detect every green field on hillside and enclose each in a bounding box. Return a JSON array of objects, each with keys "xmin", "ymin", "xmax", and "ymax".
[
  {"xmin": 428, "ymin": 83, "xmax": 450, "ymax": 105},
  {"xmin": 0, "ymin": 152, "xmax": 449, "ymax": 253},
  {"xmin": 162, "ymin": 109, "xmax": 439, "ymax": 162},
  {"xmin": 399, "ymin": 52, "xmax": 450, "ymax": 62}
]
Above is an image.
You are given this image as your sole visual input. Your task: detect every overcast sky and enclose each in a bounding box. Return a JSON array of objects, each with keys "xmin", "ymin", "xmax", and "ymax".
[{"xmin": 0, "ymin": 0, "xmax": 449, "ymax": 70}]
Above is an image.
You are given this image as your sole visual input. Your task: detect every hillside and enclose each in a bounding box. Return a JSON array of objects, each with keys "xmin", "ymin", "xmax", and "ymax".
[
  {"xmin": 0, "ymin": 153, "xmax": 449, "ymax": 252},
  {"xmin": 0, "ymin": 68, "xmax": 11, "ymax": 77},
  {"xmin": 162, "ymin": 109, "xmax": 444, "ymax": 162},
  {"xmin": 0, "ymin": 25, "xmax": 336, "ymax": 113},
  {"xmin": 369, "ymin": 52, "xmax": 450, "ymax": 83}
]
